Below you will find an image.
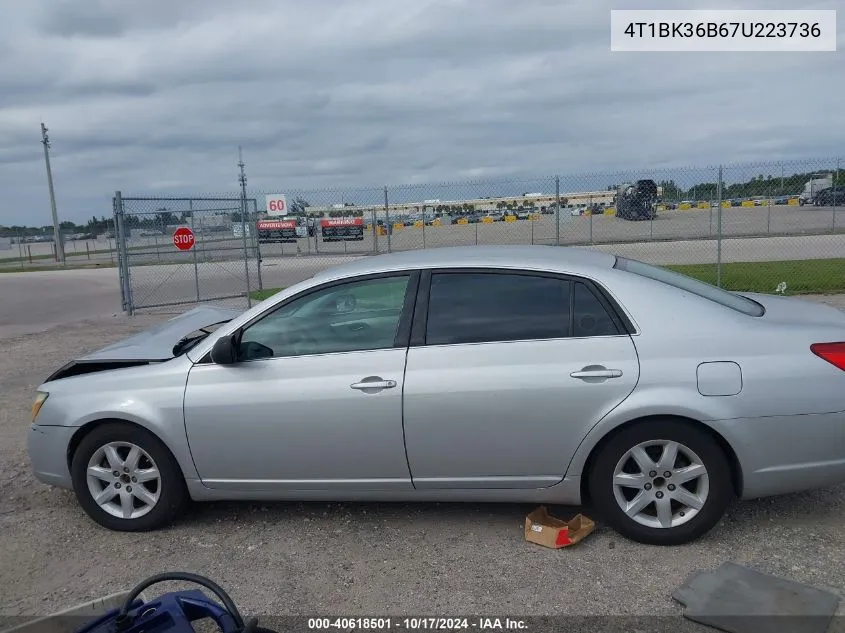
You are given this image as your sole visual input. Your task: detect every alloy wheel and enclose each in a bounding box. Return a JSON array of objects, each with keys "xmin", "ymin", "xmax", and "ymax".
[
  {"xmin": 86, "ymin": 441, "xmax": 161, "ymax": 519},
  {"xmin": 612, "ymin": 439, "xmax": 709, "ymax": 529}
]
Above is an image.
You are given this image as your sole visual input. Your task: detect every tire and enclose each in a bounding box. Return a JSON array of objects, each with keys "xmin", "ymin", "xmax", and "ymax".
[
  {"xmin": 70, "ymin": 422, "xmax": 187, "ymax": 532},
  {"xmin": 588, "ymin": 419, "xmax": 733, "ymax": 545}
]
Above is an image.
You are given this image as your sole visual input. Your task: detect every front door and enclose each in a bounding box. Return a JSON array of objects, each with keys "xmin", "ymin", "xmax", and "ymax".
[
  {"xmin": 402, "ymin": 271, "xmax": 640, "ymax": 489},
  {"xmin": 184, "ymin": 273, "xmax": 416, "ymax": 491}
]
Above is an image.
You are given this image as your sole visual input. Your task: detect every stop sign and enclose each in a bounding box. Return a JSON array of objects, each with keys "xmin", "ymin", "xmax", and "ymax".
[{"xmin": 173, "ymin": 227, "xmax": 195, "ymax": 251}]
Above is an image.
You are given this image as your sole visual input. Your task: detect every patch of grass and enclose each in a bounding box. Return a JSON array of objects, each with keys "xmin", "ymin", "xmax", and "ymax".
[
  {"xmin": 667, "ymin": 259, "xmax": 845, "ymax": 295},
  {"xmin": 0, "ymin": 262, "xmax": 118, "ymax": 273},
  {"xmin": 250, "ymin": 288, "xmax": 284, "ymax": 301},
  {"xmin": 250, "ymin": 258, "xmax": 845, "ymax": 300}
]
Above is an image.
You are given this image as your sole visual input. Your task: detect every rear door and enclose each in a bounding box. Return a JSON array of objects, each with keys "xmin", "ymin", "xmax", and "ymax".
[{"xmin": 402, "ymin": 270, "xmax": 640, "ymax": 489}]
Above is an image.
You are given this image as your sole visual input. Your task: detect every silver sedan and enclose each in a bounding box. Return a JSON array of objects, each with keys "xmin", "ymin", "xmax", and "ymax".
[{"xmin": 27, "ymin": 245, "xmax": 845, "ymax": 544}]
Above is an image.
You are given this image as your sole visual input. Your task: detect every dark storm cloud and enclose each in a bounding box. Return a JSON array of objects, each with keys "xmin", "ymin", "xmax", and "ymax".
[{"xmin": 0, "ymin": 0, "xmax": 842, "ymax": 224}]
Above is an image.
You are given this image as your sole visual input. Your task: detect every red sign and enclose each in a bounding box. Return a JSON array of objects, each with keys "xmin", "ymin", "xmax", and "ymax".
[
  {"xmin": 172, "ymin": 227, "xmax": 195, "ymax": 251},
  {"xmin": 320, "ymin": 217, "xmax": 364, "ymax": 228},
  {"xmin": 258, "ymin": 220, "xmax": 297, "ymax": 230}
]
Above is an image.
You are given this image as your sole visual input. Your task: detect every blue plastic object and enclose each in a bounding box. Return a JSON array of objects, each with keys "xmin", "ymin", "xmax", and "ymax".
[{"xmin": 75, "ymin": 589, "xmax": 239, "ymax": 633}]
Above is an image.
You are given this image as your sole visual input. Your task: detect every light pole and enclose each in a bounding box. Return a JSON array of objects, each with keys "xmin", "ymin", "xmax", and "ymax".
[{"xmin": 41, "ymin": 122, "xmax": 64, "ymax": 263}]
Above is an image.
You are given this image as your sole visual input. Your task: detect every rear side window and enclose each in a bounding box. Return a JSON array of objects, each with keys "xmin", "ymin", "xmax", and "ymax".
[
  {"xmin": 614, "ymin": 257, "xmax": 764, "ymax": 317},
  {"xmin": 426, "ymin": 272, "xmax": 572, "ymax": 345},
  {"xmin": 573, "ymin": 282, "xmax": 620, "ymax": 336}
]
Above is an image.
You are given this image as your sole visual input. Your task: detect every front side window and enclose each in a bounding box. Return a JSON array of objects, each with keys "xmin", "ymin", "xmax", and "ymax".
[
  {"xmin": 613, "ymin": 257, "xmax": 764, "ymax": 317},
  {"xmin": 425, "ymin": 272, "xmax": 572, "ymax": 345},
  {"xmin": 238, "ymin": 275, "xmax": 411, "ymax": 359}
]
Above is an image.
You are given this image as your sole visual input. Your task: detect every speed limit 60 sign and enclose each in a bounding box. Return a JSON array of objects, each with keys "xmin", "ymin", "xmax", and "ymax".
[{"xmin": 265, "ymin": 194, "xmax": 287, "ymax": 216}]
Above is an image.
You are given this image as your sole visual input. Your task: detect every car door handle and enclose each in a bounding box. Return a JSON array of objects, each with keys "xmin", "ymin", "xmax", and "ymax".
[
  {"xmin": 350, "ymin": 379, "xmax": 396, "ymax": 390},
  {"xmin": 570, "ymin": 369, "xmax": 623, "ymax": 379}
]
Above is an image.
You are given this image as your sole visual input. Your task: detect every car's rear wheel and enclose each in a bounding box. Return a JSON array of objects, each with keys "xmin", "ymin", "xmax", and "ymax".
[
  {"xmin": 588, "ymin": 420, "xmax": 733, "ymax": 545},
  {"xmin": 70, "ymin": 422, "xmax": 187, "ymax": 532}
]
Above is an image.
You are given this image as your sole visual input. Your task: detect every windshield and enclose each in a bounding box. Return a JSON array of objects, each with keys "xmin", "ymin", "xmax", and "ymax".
[{"xmin": 613, "ymin": 257, "xmax": 765, "ymax": 317}]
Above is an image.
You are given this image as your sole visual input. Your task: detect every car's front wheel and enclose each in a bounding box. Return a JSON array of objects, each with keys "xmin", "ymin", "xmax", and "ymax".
[
  {"xmin": 70, "ymin": 422, "xmax": 187, "ymax": 532},
  {"xmin": 588, "ymin": 420, "xmax": 733, "ymax": 545}
]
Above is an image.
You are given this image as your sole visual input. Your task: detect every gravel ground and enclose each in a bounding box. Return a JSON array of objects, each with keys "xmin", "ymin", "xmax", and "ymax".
[{"xmin": 1, "ymin": 297, "xmax": 844, "ymax": 621}]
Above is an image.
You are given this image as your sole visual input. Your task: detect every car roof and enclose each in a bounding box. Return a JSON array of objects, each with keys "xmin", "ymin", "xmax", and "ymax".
[{"xmin": 311, "ymin": 245, "xmax": 617, "ymax": 281}]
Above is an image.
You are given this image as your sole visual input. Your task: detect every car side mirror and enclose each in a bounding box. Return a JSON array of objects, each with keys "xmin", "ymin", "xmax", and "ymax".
[{"xmin": 210, "ymin": 334, "xmax": 238, "ymax": 365}]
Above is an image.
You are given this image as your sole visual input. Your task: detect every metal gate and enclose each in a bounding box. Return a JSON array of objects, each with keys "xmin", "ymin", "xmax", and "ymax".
[{"xmin": 113, "ymin": 192, "xmax": 263, "ymax": 314}]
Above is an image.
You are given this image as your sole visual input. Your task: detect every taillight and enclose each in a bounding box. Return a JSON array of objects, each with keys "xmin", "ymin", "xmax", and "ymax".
[{"xmin": 811, "ymin": 342, "xmax": 845, "ymax": 371}]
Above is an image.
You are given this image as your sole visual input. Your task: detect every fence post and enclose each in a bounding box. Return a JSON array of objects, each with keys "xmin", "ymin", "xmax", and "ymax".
[
  {"xmin": 555, "ymin": 176, "xmax": 561, "ymax": 246},
  {"xmin": 372, "ymin": 208, "xmax": 379, "ymax": 253},
  {"xmin": 530, "ymin": 208, "xmax": 535, "ymax": 245},
  {"xmin": 189, "ymin": 200, "xmax": 200, "ymax": 303},
  {"xmin": 113, "ymin": 194, "xmax": 124, "ymax": 312},
  {"xmin": 384, "ymin": 187, "xmax": 392, "ymax": 253},
  {"xmin": 240, "ymin": 194, "xmax": 252, "ymax": 308},
  {"xmin": 833, "ymin": 157, "xmax": 840, "ymax": 231},
  {"xmin": 18, "ymin": 230, "xmax": 24, "ymax": 268},
  {"xmin": 114, "ymin": 191, "xmax": 133, "ymax": 314},
  {"xmin": 766, "ymin": 199, "xmax": 772, "ymax": 234},
  {"xmin": 716, "ymin": 165, "xmax": 723, "ymax": 288},
  {"xmin": 589, "ymin": 209, "xmax": 594, "ymax": 244},
  {"xmin": 253, "ymin": 199, "xmax": 263, "ymax": 291}
]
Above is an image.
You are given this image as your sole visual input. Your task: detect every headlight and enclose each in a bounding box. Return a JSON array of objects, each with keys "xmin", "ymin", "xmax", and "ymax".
[{"xmin": 31, "ymin": 391, "xmax": 49, "ymax": 422}]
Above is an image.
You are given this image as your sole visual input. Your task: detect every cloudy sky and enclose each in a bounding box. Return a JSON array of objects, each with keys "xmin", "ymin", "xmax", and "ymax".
[{"xmin": 0, "ymin": 0, "xmax": 842, "ymax": 226}]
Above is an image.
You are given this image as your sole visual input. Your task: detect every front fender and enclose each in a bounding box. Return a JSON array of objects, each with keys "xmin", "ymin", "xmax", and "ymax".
[{"xmin": 37, "ymin": 356, "xmax": 199, "ymax": 481}]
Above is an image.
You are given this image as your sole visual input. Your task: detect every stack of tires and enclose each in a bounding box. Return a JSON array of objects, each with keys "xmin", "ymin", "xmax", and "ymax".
[{"xmin": 616, "ymin": 180, "xmax": 659, "ymax": 221}]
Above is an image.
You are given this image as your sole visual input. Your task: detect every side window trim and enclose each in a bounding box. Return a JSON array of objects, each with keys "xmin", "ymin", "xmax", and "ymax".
[
  {"xmin": 409, "ymin": 269, "xmax": 431, "ymax": 347},
  {"xmin": 410, "ymin": 267, "xmax": 635, "ymax": 348},
  {"xmin": 393, "ymin": 271, "xmax": 421, "ymax": 348},
  {"xmin": 580, "ymin": 278, "xmax": 636, "ymax": 335}
]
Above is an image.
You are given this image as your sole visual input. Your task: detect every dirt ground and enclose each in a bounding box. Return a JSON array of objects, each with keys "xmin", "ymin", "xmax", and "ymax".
[{"xmin": 1, "ymin": 297, "xmax": 844, "ymax": 621}]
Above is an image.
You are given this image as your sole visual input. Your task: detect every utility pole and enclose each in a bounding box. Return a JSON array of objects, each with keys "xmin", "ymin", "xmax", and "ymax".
[{"xmin": 41, "ymin": 122, "xmax": 64, "ymax": 263}]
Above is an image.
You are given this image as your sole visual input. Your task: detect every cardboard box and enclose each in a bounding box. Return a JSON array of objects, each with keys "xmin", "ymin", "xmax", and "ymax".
[{"xmin": 524, "ymin": 506, "xmax": 595, "ymax": 549}]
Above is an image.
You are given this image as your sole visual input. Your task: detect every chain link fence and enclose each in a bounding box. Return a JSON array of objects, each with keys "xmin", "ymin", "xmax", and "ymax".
[
  {"xmin": 113, "ymin": 195, "xmax": 263, "ymax": 313},
  {"xmin": 107, "ymin": 158, "xmax": 843, "ymax": 313}
]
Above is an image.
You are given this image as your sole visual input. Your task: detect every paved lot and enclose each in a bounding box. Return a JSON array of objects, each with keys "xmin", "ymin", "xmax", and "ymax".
[
  {"xmin": 3, "ymin": 204, "xmax": 843, "ymax": 267},
  {"xmin": 2, "ymin": 233, "xmax": 843, "ymax": 328},
  {"xmin": 0, "ymin": 269, "xmax": 844, "ymax": 618}
]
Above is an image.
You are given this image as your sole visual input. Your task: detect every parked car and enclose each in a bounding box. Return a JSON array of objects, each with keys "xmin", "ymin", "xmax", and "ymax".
[
  {"xmin": 813, "ymin": 187, "xmax": 845, "ymax": 207},
  {"xmin": 27, "ymin": 245, "xmax": 845, "ymax": 545}
]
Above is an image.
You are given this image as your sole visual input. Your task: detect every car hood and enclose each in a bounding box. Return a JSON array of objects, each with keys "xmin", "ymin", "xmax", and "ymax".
[
  {"xmin": 740, "ymin": 292, "xmax": 845, "ymax": 327},
  {"xmin": 77, "ymin": 305, "xmax": 243, "ymax": 362}
]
